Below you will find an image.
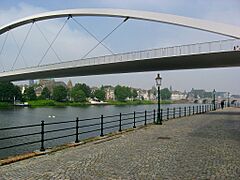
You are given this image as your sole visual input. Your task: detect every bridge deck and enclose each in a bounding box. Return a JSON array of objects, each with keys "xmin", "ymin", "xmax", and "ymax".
[
  {"xmin": 0, "ymin": 39, "xmax": 240, "ymax": 81},
  {"xmin": 0, "ymin": 108, "xmax": 239, "ymax": 179}
]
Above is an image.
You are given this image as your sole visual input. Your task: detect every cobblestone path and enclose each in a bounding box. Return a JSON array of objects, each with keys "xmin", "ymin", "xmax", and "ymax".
[{"xmin": 0, "ymin": 108, "xmax": 240, "ymax": 179}]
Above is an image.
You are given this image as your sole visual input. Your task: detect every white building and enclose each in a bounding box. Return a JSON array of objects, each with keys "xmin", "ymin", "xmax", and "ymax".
[
  {"xmin": 137, "ymin": 89, "xmax": 149, "ymax": 100},
  {"xmin": 105, "ymin": 87, "xmax": 115, "ymax": 100},
  {"xmin": 171, "ymin": 91, "xmax": 187, "ymax": 100}
]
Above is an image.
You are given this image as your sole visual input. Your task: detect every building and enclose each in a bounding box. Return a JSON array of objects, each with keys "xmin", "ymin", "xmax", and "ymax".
[
  {"xmin": 67, "ymin": 80, "xmax": 73, "ymax": 90},
  {"xmin": 137, "ymin": 89, "xmax": 149, "ymax": 100},
  {"xmin": 39, "ymin": 79, "xmax": 66, "ymax": 93},
  {"xmin": 171, "ymin": 91, "xmax": 187, "ymax": 100},
  {"xmin": 105, "ymin": 86, "xmax": 115, "ymax": 100},
  {"xmin": 35, "ymin": 86, "xmax": 43, "ymax": 97}
]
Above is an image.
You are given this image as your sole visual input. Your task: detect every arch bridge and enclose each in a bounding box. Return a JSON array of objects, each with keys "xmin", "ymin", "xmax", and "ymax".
[{"xmin": 0, "ymin": 9, "xmax": 240, "ymax": 81}]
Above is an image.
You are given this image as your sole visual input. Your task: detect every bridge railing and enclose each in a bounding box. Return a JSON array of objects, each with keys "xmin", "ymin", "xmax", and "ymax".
[
  {"xmin": 10, "ymin": 38, "xmax": 239, "ymax": 72},
  {"xmin": 75, "ymin": 38, "xmax": 239, "ymax": 67},
  {"xmin": 0, "ymin": 103, "xmax": 227, "ymax": 159}
]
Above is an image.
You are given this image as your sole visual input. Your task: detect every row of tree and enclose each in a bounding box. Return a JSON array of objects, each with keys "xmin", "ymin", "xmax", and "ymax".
[{"xmin": 0, "ymin": 82, "xmax": 172, "ymax": 103}]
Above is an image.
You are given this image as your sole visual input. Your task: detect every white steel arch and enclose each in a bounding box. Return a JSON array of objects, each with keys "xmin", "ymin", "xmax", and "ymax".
[{"xmin": 0, "ymin": 8, "xmax": 240, "ymax": 38}]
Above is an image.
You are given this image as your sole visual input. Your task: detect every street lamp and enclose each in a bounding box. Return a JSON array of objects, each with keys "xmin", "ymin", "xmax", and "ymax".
[
  {"xmin": 155, "ymin": 73, "xmax": 162, "ymax": 125},
  {"xmin": 213, "ymin": 89, "xmax": 216, "ymax": 110},
  {"xmin": 227, "ymin": 92, "xmax": 230, "ymax": 107}
]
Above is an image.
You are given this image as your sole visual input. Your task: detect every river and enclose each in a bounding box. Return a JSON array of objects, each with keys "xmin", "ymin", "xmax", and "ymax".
[{"xmin": 0, "ymin": 104, "xmax": 204, "ymax": 159}]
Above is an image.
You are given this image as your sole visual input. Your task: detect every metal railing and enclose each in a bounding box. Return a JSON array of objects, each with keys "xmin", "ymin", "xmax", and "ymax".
[
  {"xmin": 8, "ymin": 38, "xmax": 240, "ymax": 72},
  {"xmin": 42, "ymin": 38, "xmax": 240, "ymax": 68},
  {"xmin": 0, "ymin": 103, "xmax": 229, "ymax": 159}
]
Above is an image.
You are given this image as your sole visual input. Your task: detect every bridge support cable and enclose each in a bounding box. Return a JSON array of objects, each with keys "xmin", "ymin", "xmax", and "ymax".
[
  {"xmin": 38, "ymin": 17, "xmax": 70, "ymax": 66},
  {"xmin": 0, "ymin": 31, "xmax": 9, "ymax": 72},
  {"xmin": 11, "ymin": 22, "xmax": 34, "ymax": 70},
  {"xmin": 10, "ymin": 31, "xmax": 28, "ymax": 68},
  {"xmin": 35, "ymin": 22, "xmax": 62, "ymax": 63},
  {"xmin": 71, "ymin": 17, "xmax": 114, "ymax": 55},
  {"xmin": 81, "ymin": 17, "xmax": 129, "ymax": 59}
]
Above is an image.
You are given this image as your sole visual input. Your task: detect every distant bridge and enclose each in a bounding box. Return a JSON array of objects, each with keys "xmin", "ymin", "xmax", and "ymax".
[
  {"xmin": 0, "ymin": 9, "xmax": 240, "ymax": 81},
  {"xmin": 191, "ymin": 97, "xmax": 240, "ymax": 105}
]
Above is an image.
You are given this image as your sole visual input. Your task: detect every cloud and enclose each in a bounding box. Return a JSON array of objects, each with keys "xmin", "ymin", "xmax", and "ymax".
[
  {"xmin": 0, "ymin": 2, "xmax": 112, "ymax": 71},
  {"xmin": 0, "ymin": 1, "xmax": 240, "ymax": 94}
]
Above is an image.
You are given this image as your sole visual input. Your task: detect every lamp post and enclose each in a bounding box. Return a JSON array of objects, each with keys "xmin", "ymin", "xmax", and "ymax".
[
  {"xmin": 213, "ymin": 89, "xmax": 216, "ymax": 110},
  {"xmin": 155, "ymin": 73, "xmax": 162, "ymax": 125},
  {"xmin": 227, "ymin": 92, "xmax": 230, "ymax": 107}
]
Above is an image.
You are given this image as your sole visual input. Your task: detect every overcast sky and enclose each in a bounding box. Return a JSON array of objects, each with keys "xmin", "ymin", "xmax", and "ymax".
[{"xmin": 0, "ymin": 0, "xmax": 240, "ymax": 94}]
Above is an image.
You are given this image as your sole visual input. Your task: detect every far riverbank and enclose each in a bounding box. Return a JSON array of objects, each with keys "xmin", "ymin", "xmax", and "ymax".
[
  {"xmin": 27, "ymin": 99, "xmax": 173, "ymax": 107},
  {"xmin": 0, "ymin": 100, "xmax": 176, "ymax": 108}
]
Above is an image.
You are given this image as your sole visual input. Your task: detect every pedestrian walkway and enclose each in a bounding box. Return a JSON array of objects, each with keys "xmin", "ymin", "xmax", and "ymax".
[{"xmin": 0, "ymin": 108, "xmax": 239, "ymax": 179}]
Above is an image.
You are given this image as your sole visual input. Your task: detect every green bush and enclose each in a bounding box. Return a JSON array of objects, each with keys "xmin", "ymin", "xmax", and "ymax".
[
  {"xmin": 0, "ymin": 102, "xmax": 12, "ymax": 108},
  {"xmin": 28, "ymin": 100, "xmax": 56, "ymax": 107}
]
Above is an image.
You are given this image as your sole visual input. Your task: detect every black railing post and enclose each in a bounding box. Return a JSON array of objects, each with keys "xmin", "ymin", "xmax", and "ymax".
[
  {"xmin": 179, "ymin": 107, "xmax": 181, "ymax": 117},
  {"xmin": 189, "ymin": 106, "xmax": 191, "ymax": 116},
  {"xmin": 75, "ymin": 117, "xmax": 79, "ymax": 143},
  {"xmin": 119, "ymin": 113, "xmax": 122, "ymax": 132},
  {"xmin": 160, "ymin": 109, "xmax": 163, "ymax": 121},
  {"xmin": 40, "ymin": 120, "xmax": 45, "ymax": 152},
  {"xmin": 202, "ymin": 105, "xmax": 204, "ymax": 113},
  {"xmin": 173, "ymin": 108, "xmax": 175, "ymax": 118},
  {"xmin": 153, "ymin": 109, "xmax": 156, "ymax": 123},
  {"xmin": 184, "ymin": 107, "xmax": 186, "ymax": 116},
  {"xmin": 100, "ymin": 115, "xmax": 104, "ymax": 137},
  {"xmin": 199, "ymin": 105, "xmax": 201, "ymax": 114},
  {"xmin": 133, "ymin": 111, "xmax": 136, "ymax": 128},
  {"xmin": 144, "ymin": 110, "xmax": 147, "ymax": 125},
  {"xmin": 167, "ymin": 108, "xmax": 169, "ymax": 120},
  {"xmin": 193, "ymin": 106, "xmax": 195, "ymax": 115}
]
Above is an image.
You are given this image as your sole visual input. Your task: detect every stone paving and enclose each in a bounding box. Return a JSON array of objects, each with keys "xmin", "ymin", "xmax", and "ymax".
[{"xmin": 0, "ymin": 108, "xmax": 240, "ymax": 179}]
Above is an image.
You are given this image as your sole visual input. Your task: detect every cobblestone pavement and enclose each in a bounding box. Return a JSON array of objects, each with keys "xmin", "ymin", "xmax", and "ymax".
[{"xmin": 0, "ymin": 108, "xmax": 240, "ymax": 179}]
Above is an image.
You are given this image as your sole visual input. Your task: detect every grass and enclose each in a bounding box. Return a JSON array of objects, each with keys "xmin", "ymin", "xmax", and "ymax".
[
  {"xmin": 28, "ymin": 100, "xmax": 56, "ymax": 107},
  {"xmin": 23, "ymin": 99, "xmax": 173, "ymax": 108},
  {"xmin": 0, "ymin": 102, "xmax": 12, "ymax": 108},
  {"xmin": 27, "ymin": 100, "xmax": 90, "ymax": 107}
]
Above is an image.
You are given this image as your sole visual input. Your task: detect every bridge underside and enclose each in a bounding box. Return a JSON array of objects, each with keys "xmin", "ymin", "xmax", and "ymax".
[{"xmin": 0, "ymin": 51, "xmax": 240, "ymax": 82}]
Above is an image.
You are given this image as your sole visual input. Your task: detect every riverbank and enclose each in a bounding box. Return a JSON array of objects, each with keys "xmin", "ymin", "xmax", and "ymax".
[
  {"xmin": 0, "ymin": 102, "xmax": 12, "ymax": 108},
  {"xmin": 27, "ymin": 100, "xmax": 173, "ymax": 107},
  {"xmin": 0, "ymin": 100, "xmax": 173, "ymax": 108}
]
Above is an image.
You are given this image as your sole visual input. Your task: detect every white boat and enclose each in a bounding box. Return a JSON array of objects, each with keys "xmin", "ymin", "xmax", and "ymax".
[
  {"xmin": 14, "ymin": 102, "xmax": 29, "ymax": 107},
  {"xmin": 90, "ymin": 100, "xmax": 107, "ymax": 105}
]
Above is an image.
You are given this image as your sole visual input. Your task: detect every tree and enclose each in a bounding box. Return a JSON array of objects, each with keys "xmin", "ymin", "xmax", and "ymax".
[
  {"xmin": 52, "ymin": 85, "xmax": 67, "ymax": 102},
  {"xmin": 41, "ymin": 87, "xmax": 51, "ymax": 100},
  {"xmin": 94, "ymin": 87, "xmax": 106, "ymax": 101},
  {"xmin": 0, "ymin": 82, "xmax": 22, "ymax": 102},
  {"xmin": 131, "ymin": 89, "xmax": 138, "ymax": 99},
  {"xmin": 74, "ymin": 83, "xmax": 91, "ymax": 97},
  {"xmin": 114, "ymin": 85, "xmax": 132, "ymax": 101},
  {"xmin": 24, "ymin": 87, "xmax": 36, "ymax": 101},
  {"xmin": 161, "ymin": 88, "xmax": 171, "ymax": 100},
  {"xmin": 71, "ymin": 88, "xmax": 86, "ymax": 102},
  {"xmin": 13, "ymin": 85, "xmax": 22, "ymax": 102}
]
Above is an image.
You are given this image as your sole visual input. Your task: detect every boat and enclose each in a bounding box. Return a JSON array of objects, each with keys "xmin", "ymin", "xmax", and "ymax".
[{"xmin": 14, "ymin": 102, "xmax": 29, "ymax": 107}]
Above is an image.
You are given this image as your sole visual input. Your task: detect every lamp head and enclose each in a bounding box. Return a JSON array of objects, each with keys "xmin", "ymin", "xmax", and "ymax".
[{"xmin": 155, "ymin": 73, "xmax": 162, "ymax": 87}]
